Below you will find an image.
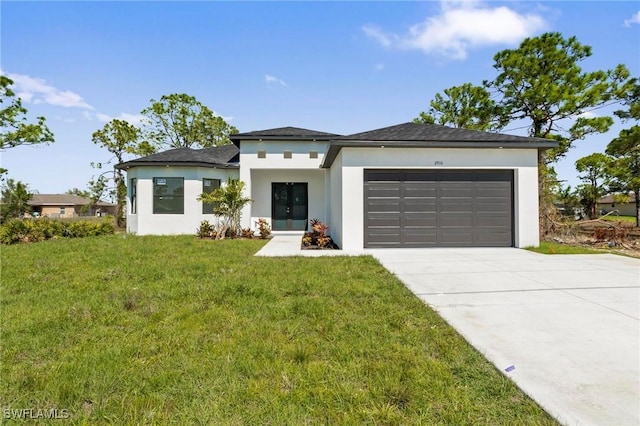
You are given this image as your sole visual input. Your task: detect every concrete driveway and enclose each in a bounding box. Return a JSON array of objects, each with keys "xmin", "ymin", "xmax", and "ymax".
[{"xmin": 370, "ymin": 248, "xmax": 639, "ymax": 426}]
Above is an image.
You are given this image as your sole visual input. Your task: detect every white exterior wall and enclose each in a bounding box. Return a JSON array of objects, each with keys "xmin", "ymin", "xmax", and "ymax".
[
  {"xmin": 327, "ymin": 151, "xmax": 343, "ymax": 248},
  {"xmin": 124, "ymin": 166, "xmax": 238, "ymax": 235},
  {"xmin": 248, "ymin": 169, "xmax": 326, "ymax": 230},
  {"xmin": 239, "ymin": 140, "xmax": 328, "ymax": 230},
  {"xmin": 331, "ymin": 147, "xmax": 540, "ymax": 250}
]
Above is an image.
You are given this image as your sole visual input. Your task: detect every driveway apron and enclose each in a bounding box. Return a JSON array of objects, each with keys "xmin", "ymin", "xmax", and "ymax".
[{"xmin": 370, "ymin": 248, "xmax": 640, "ymax": 426}]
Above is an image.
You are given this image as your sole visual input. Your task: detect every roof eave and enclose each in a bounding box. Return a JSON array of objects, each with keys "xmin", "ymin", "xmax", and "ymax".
[
  {"xmin": 230, "ymin": 135, "xmax": 336, "ymax": 143},
  {"xmin": 320, "ymin": 140, "xmax": 559, "ymax": 168},
  {"xmin": 116, "ymin": 161, "xmax": 239, "ymax": 170}
]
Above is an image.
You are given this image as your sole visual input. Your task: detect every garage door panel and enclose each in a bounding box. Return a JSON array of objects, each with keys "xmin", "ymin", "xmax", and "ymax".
[
  {"xmin": 404, "ymin": 232, "xmax": 438, "ymax": 244},
  {"xmin": 367, "ymin": 215, "xmax": 401, "ymax": 228},
  {"xmin": 367, "ymin": 229, "xmax": 402, "ymax": 245},
  {"xmin": 367, "ymin": 201, "xmax": 400, "ymax": 213},
  {"xmin": 477, "ymin": 204, "xmax": 510, "ymax": 214},
  {"xmin": 475, "ymin": 215, "xmax": 510, "ymax": 227},
  {"xmin": 404, "ymin": 199, "xmax": 437, "ymax": 212},
  {"xmin": 439, "ymin": 185, "xmax": 473, "ymax": 198},
  {"xmin": 440, "ymin": 229, "xmax": 474, "ymax": 244},
  {"xmin": 365, "ymin": 169, "xmax": 513, "ymax": 248},
  {"xmin": 440, "ymin": 201, "xmax": 474, "ymax": 213},
  {"xmin": 477, "ymin": 207, "xmax": 510, "ymax": 215},
  {"xmin": 404, "ymin": 187, "xmax": 437, "ymax": 198},
  {"xmin": 440, "ymin": 215, "xmax": 473, "ymax": 227},
  {"xmin": 403, "ymin": 215, "xmax": 437, "ymax": 227},
  {"xmin": 366, "ymin": 187, "xmax": 401, "ymax": 198},
  {"xmin": 476, "ymin": 231, "xmax": 513, "ymax": 245},
  {"xmin": 478, "ymin": 187, "xmax": 511, "ymax": 198}
]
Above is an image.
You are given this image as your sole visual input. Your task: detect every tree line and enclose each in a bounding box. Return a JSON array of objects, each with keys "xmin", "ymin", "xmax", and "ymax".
[
  {"xmin": 414, "ymin": 32, "xmax": 637, "ymax": 228},
  {"xmin": 1, "ymin": 32, "xmax": 638, "ymax": 228},
  {"xmin": 0, "ymin": 90, "xmax": 238, "ymax": 224}
]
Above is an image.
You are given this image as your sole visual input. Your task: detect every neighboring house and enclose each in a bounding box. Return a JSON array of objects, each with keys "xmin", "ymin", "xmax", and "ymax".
[
  {"xmin": 597, "ymin": 193, "xmax": 637, "ymax": 217},
  {"xmin": 27, "ymin": 194, "xmax": 117, "ymax": 218},
  {"xmin": 116, "ymin": 122, "xmax": 557, "ymax": 249}
]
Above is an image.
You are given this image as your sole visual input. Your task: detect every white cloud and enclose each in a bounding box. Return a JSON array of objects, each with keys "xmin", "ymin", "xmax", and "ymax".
[
  {"xmin": 96, "ymin": 113, "xmax": 112, "ymax": 122},
  {"xmin": 265, "ymin": 74, "xmax": 287, "ymax": 86},
  {"xmin": 572, "ymin": 111, "xmax": 598, "ymax": 119},
  {"xmin": 1, "ymin": 70, "xmax": 93, "ymax": 109},
  {"xmin": 374, "ymin": 63, "xmax": 385, "ymax": 71},
  {"xmin": 623, "ymin": 11, "xmax": 640, "ymax": 27},
  {"xmin": 212, "ymin": 110, "xmax": 235, "ymax": 122},
  {"xmin": 82, "ymin": 110, "xmax": 146, "ymax": 126},
  {"xmin": 363, "ymin": 0, "xmax": 547, "ymax": 60},
  {"xmin": 362, "ymin": 25, "xmax": 396, "ymax": 48},
  {"xmin": 54, "ymin": 115, "xmax": 77, "ymax": 123},
  {"xmin": 118, "ymin": 113, "xmax": 145, "ymax": 126}
]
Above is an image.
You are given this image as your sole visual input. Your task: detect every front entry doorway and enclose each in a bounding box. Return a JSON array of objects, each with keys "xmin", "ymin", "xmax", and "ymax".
[{"xmin": 272, "ymin": 183, "xmax": 308, "ymax": 230}]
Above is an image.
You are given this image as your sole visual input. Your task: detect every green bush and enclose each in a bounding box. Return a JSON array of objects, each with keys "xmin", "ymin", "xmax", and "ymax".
[
  {"xmin": 197, "ymin": 220, "xmax": 214, "ymax": 238},
  {"xmin": 33, "ymin": 217, "xmax": 66, "ymax": 239},
  {"xmin": 65, "ymin": 220, "xmax": 114, "ymax": 238},
  {"xmin": 0, "ymin": 219, "xmax": 31, "ymax": 244},
  {"xmin": 0, "ymin": 218, "xmax": 115, "ymax": 244}
]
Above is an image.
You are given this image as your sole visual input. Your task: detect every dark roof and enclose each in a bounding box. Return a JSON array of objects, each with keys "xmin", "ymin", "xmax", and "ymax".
[
  {"xmin": 339, "ymin": 122, "xmax": 554, "ymax": 143},
  {"xmin": 230, "ymin": 127, "xmax": 341, "ymax": 143},
  {"xmin": 597, "ymin": 193, "xmax": 636, "ymax": 204},
  {"xmin": 28, "ymin": 194, "xmax": 115, "ymax": 207},
  {"xmin": 116, "ymin": 144, "xmax": 239, "ymax": 169},
  {"xmin": 321, "ymin": 122, "xmax": 558, "ymax": 167}
]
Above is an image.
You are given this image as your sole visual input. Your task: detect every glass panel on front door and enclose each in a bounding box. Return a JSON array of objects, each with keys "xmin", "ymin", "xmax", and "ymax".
[{"xmin": 271, "ymin": 183, "xmax": 308, "ymax": 230}]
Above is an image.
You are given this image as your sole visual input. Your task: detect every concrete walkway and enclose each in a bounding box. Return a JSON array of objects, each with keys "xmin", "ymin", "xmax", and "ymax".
[
  {"xmin": 255, "ymin": 233, "xmax": 366, "ymax": 257},
  {"xmin": 256, "ymin": 237, "xmax": 640, "ymax": 425}
]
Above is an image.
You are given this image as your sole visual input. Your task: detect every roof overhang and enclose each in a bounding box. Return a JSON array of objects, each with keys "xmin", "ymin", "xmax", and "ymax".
[
  {"xmin": 231, "ymin": 135, "xmax": 336, "ymax": 148},
  {"xmin": 320, "ymin": 139, "xmax": 559, "ymax": 168},
  {"xmin": 116, "ymin": 161, "xmax": 239, "ymax": 170}
]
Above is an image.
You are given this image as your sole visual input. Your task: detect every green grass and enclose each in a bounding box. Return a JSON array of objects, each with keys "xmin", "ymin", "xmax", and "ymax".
[
  {"xmin": 599, "ymin": 215, "xmax": 636, "ymax": 223},
  {"xmin": 1, "ymin": 235, "xmax": 557, "ymax": 425},
  {"xmin": 526, "ymin": 241, "xmax": 605, "ymax": 255}
]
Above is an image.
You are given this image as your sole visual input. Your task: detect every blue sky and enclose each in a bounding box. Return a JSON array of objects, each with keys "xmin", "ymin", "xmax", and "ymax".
[{"xmin": 2, "ymin": 1, "xmax": 639, "ymax": 195}]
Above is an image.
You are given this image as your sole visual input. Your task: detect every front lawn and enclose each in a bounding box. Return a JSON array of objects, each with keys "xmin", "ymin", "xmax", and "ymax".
[
  {"xmin": 526, "ymin": 241, "xmax": 606, "ymax": 255},
  {"xmin": 1, "ymin": 235, "xmax": 556, "ymax": 424},
  {"xmin": 599, "ymin": 214, "xmax": 636, "ymax": 223}
]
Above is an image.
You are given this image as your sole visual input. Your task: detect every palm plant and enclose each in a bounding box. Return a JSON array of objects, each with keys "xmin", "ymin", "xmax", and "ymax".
[{"xmin": 199, "ymin": 178, "xmax": 252, "ymax": 236}]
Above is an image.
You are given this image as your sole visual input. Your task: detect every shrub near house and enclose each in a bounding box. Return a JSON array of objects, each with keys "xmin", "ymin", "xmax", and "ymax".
[
  {"xmin": 302, "ymin": 219, "xmax": 338, "ymax": 249},
  {"xmin": 0, "ymin": 218, "xmax": 114, "ymax": 244}
]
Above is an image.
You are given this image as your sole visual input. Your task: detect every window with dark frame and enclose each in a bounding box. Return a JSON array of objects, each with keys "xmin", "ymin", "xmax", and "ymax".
[
  {"xmin": 284, "ymin": 150, "xmax": 292, "ymax": 159},
  {"xmin": 258, "ymin": 150, "xmax": 266, "ymax": 159},
  {"xmin": 130, "ymin": 178, "xmax": 137, "ymax": 214},
  {"xmin": 153, "ymin": 177, "xmax": 184, "ymax": 214},
  {"xmin": 309, "ymin": 151, "xmax": 318, "ymax": 159},
  {"xmin": 202, "ymin": 178, "xmax": 221, "ymax": 214}
]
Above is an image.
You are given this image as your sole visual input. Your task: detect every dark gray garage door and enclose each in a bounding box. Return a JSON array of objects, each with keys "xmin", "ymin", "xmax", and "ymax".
[{"xmin": 364, "ymin": 170, "xmax": 513, "ymax": 248}]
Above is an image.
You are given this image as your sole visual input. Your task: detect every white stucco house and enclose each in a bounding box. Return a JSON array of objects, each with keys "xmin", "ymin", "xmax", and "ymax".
[{"xmin": 116, "ymin": 122, "xmax": 557, "ymax": 250}]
